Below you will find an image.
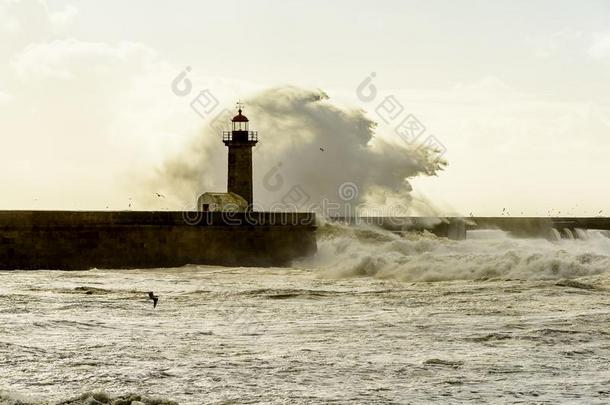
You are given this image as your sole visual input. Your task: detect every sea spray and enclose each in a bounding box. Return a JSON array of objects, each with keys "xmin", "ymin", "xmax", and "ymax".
[
  {"xmin": 302, "ymin": 221, "xmax": 610, "ymax": 282},
  {"xmin": 139, "ymin": 86, "xmax": 445, "ymax": 213}
]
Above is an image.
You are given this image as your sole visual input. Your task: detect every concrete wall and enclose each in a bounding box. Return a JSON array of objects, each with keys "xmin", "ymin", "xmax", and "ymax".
[
  {"xmin": 328, "ymin": 216, "xmax": 468, "ymax": 240},
  {"xmin": 465, "ymin": 217, "xmax": 610, "ymax": 239},
  {"xmin": 0, "ymin": 211, "xmax": 317, "ymax": 270},
  {"xmin": 328, "ymin": 216, "xmax": 610, "ymax": 240}
]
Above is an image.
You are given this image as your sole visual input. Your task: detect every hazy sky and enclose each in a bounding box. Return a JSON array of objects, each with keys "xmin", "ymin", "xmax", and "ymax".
[{"xmin": 1, "ymin": 0, "xmax": 609, "ymax": 215}]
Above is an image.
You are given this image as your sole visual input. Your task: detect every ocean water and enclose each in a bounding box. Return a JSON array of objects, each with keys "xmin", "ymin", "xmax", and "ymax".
[{"xmin": 1, "ymin": 223, "xmax": 610, "ymax": 404}]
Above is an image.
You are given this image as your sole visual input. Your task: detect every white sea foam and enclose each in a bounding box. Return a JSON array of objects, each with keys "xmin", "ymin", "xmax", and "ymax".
[
  {"xmin": 0, "ymin": 391, "xmax": 178, "ymax": 405},
  {"xmin": 304, "ymin": 222, "xmax": 610, "ymax": 281},
  {"xmin": 1, "ymin": 263, "xmax": 609, "ymax": 403},
  {"xmin": 0, "ymin": 391, "xmax": 41, "ymax": 405}
]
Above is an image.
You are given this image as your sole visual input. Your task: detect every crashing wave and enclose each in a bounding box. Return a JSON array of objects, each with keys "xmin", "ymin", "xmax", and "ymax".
[{"xmin": 301, "ymin": 222, "xmax": 610, "ymax": 282}]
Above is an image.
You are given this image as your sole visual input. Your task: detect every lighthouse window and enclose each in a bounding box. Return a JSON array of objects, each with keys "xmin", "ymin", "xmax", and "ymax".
[{"xmin": 234, "ymin": 122, "xmax": 247, "ymax": 131}]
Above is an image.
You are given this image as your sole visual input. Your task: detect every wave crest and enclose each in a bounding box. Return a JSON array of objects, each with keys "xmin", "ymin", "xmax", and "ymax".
[{"xmin": 302, "ymin": 222, "xmax": 610, "ymax": 282}]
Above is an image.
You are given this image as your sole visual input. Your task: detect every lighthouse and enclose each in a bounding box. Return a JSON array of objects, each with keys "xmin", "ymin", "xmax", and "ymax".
[{"xmin": 222, "ymin": 104, "xmax": 258, "ymax": 207}]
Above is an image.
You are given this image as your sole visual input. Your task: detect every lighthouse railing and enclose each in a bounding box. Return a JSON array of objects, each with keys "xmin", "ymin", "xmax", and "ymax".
[{"xmin": 222, "ymin": 131, "xmax": 258, "ymax": 142}]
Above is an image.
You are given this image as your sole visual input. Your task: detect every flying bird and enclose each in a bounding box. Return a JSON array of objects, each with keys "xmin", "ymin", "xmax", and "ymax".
[
  {"xmin": 319, "ymin": 147, "xmax": 325, "ymax": 152},
  {"xmin": 148, "ymin": 291, "xmax": 159, "ymax": 308},
  {"xmin": 156, "ymin": 193, "xmax": 166, "ymax": 198}
]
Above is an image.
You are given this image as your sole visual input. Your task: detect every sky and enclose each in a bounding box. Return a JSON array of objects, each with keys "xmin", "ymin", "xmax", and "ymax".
[{"xmin": 1, "ymin": 0, "xmax": 609, "ymax": 216}]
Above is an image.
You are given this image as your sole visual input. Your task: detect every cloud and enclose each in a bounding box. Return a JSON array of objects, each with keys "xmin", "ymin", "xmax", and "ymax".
[
  {"xmin": 387, "ymin": 74, "xmax": 610, "ymax": 216},
  {"xmin": 48, "ymin": 4, "xmax": 77, "ymax": 31},
  {"xmin": 0, "ymin": 0, "xmax": 77, "ymax": 57},
  {"xmin": 588, "ymin": 33, "xmax": 610, "ymax": 60},
  {"xmin": 11, "ymin": 39, "xmax": 157, "ymax": 81},
  {"xmin": 452, "ymin": 76, "xmax": 523, "ymax": 102},
  {"xmin": 533, "ymin": 30, "xmax": 610, "ymax": 62},
  {"xmin": 0, "ymin": 90, "xmax": 12, "ymax": 104},
  {"xmin": 533, "ymin": 29, "xmax": 583, "ymax": 59},
  {"xmin": 0, "ymin": 33, "xmax": 187, "ymax": 210}
]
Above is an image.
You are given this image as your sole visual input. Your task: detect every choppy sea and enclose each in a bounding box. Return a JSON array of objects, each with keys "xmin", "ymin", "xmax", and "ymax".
[{"xmin": 1, "ymin": 223, "xmax": 609, "ymax": 404}]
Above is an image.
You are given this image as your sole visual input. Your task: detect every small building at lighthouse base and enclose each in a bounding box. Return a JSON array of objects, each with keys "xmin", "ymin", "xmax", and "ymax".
[{"xmin": 197, "ymin": 192, "xmax": 248, "ymax": 212}]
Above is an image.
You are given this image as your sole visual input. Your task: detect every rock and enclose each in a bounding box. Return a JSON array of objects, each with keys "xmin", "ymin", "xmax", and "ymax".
[{"xmin": 92, "ymin": 392, "xmax": 111, "ymax": 403}]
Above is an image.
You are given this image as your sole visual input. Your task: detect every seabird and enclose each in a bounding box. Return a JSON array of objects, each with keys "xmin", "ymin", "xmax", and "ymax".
[
  {"xmin": 148, "ymin": 291, "xmax": 159, "ymax": 308},
  {"xmin": 156, "ymin": 193, "xmax": 166, "ymax": 198},
  {"xmin": 319, "ymin": 147, "xmax": 325, "ymax": 152}
]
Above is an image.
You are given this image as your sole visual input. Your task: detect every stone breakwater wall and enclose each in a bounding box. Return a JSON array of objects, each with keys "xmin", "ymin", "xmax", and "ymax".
[{"xmin": 0, "ymin": 211, "xmax": 317, "ymax": 270}]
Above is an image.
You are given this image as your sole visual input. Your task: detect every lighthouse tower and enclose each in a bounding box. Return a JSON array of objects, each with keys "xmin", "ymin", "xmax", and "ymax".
[{"xmin": 222, "ymin": 104, "xmax": 258, "ymax": 207}]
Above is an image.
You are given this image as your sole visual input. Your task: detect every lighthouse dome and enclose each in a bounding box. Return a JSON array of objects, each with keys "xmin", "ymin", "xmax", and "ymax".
[{"xmin": 232, "ymin": 109, "xmax": 249, "ymax": 122}]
